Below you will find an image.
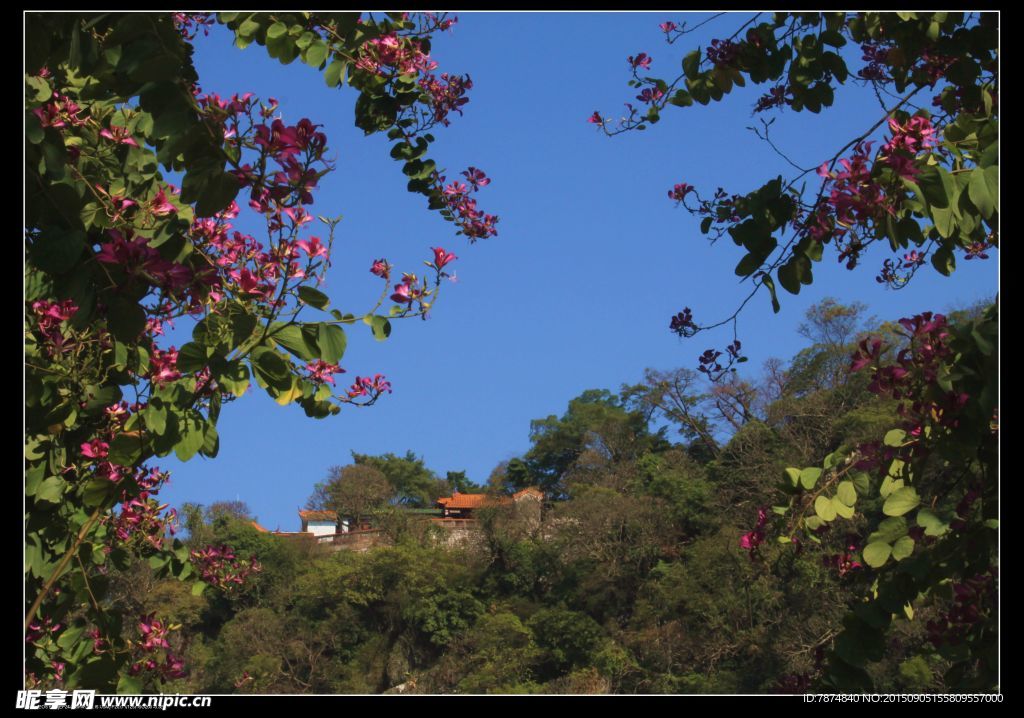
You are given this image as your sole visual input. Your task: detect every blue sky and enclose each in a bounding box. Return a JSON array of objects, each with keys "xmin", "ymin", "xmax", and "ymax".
[{"xmin": 156, "ymin": 13, "xmax": 997, "ymax": 532}]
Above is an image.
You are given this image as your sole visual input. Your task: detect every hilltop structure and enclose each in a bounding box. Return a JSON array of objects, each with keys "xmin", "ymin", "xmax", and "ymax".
[{"xmin": 250, "ymin": 487, "xmax": 545, "ymax": 550}]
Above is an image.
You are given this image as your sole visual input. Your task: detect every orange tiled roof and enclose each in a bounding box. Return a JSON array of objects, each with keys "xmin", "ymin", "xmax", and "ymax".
[
  {"xmin": 298, "ymin": 510, "xmax": 337, "ymax": 521},
  {"xmin": 437, "ymin": 488, "xmax": 543, "ymax": 510},
  {"xmin": 251, "ymin": 520, "xmax": 271, "ymax": 533},
  {"xmin": 437, "ymin": 493, "xmax": 492, "ymax": 510}
]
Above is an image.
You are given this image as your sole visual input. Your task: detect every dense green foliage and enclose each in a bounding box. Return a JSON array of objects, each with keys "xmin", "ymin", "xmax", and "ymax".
[
  {"xmin": 25, "ymin": 11, "xmax": 494, "ymax": 692},
  {"xmin": 25, "ymin": 11, "xmax": 997, "ymax": 695},
  {"xmin": 599, "ymin": 11, "xmax": 998, "ymax": 692},
  {"xmin": 106, "ymin": 301, "xmax": 991, "ymax": 693}
]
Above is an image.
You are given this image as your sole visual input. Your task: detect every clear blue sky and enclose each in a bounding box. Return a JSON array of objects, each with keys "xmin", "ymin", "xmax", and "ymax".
[{"xmin": 157, "ymin": 13, "xmax": 997, "ymax": 532}]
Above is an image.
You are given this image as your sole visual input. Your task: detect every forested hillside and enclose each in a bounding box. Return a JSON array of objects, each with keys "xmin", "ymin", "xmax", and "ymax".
[{"xmin": 107, "ymin": 300, "xmax": 992, "ymax": 694}]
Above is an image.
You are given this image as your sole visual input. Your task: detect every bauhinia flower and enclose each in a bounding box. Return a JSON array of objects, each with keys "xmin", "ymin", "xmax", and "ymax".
[
  {"xmin": 296, "ymin": 236, "xmax": 329, "ymax": 259},
  {"xmin": 306, "ymin": 359, "xmax": 344, "ymax": 385},
  {"xmin": 430, "ymin": 247, "xmax": 457, "ymax": 269}
]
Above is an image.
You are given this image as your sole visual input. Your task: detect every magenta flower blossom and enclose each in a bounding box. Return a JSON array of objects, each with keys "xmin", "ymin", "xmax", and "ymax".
[
  {"xmin": 99, "ymin": 125, "xmax": 140, "ymax": 148},
  {"xmin": 628, "ymin": 52, "xmax": 652, "ymax": 70},
  {"xmin": 370, "ymin": 258, "xmax": 392, "ymax": 279},
  {"xmin": 588, "ymin": 111, "xmax": 604, "ymax": 125},
  {"xmin": 80, "ymin": 439, "xmax": 110, "ymax": 460},
  {"xmin": 306, "ymin": 359, "xmax": 344, "ymax": 385},
  {"xmin": 431, "ymin": 247, "xmax": 457, "ymax": 269},
  {"xmin": 149, "ymin": 347, "xmax": 182, "ymax": 386},
  {"xmin": 668, "ymin": 183, "xmax": 694, "ymax": 202},
  {"xmin": 659, "ymin": 21, "xmax": 677, "ymax": 33},
  {"xmin": 636, "ymin": 87, "xmax": 664, "ymax": 104},
  {"xmin": 148, "ymin": 189, "xmax": 177, "ymax": 217},
  {"xmin": 964, "ymin": 241, "xmax": 991, "ymax": 260},
  {"xmin": 391, "ymin": 280, "xmax": 415, "ymax": 305},
  {"xmin": 461, "ymin": 167, "xmax": 491, "ymax": 190},
  {"xmin": 296, "ymin": 236, "xmax": 329, "ymax": 259},
  {"xmin": 347, "ymin": 374, "xmax": 392, "ymax": 399}
]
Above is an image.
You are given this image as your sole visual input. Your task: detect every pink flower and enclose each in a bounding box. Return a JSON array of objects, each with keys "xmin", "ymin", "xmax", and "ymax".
[
  {"xmin": 461, "ymin": 167, "xmax": 490, "ymax": 190},
  {"xmin": 391, "ymin": 282, "xmax": 413, "ymax": 304},
  {"xmin": 149, "ymin": 189, "xmax": 177, "ymax": 217},
  {"xmin": 150, "ymin": 347, "xmax": 182, "ymax": 386},
  {"xmin": 391, "ymin": 274, "xmax": 422, "ymax": 305},
  {"xmin": 587, "ymin": 111, "xmax": 604, "ymax": 125},
  {"xmin": 80, "ymin": 439, "xmax": 110, "ymax": 460},
  {"xmin": 659, "ymin": 21, "xmax": 677, "ymax": 33},
  {"xmin": 668, "ymin": 183, "xmax": 694, "ymax": 202},
  {"xmin": 739, "ymin": 530, "xmax": 764, "ymax": 551},
  {"xmin": 99, "ymin": 125, "xmax": 140, "ymax": 148},
  {"xmin": 628, "ymin": 52, "xmax": 652, "ymax": 71},
  {"xmin": 347, "ymin": 374, "xmax": 392, "ymax": 399},
  {"xmin": 296, "ymin": 236, "xmax": 329, "ymax": 259},
  {"xmin": 431, "ymin": 247, "xmax": 457, "ymax": 269},
  {"xmin": 636, "ymin": 87, "xmax": 664, "ymax": 104},
  {"xmin": 370, "ymin": 258, "xmax": 392, "ymax": 279},
  {"xmin": 306, "ymin": 359, "xmax": 344, "ymax": 385}
]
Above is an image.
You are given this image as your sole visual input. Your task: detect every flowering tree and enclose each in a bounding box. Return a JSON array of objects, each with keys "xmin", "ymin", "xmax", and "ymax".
[
  {"xmin": 25, "ymin": 12, "xmax": 496, "ymax": 692},
  {"xmin": 595, "ymin": 12, "xmax": 997, "ymax": 691}
]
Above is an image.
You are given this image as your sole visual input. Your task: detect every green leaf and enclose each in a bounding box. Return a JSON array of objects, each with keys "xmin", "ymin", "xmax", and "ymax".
[
  {"xmin": 760, "ymin": 274, "xmax": 781, "ymax": 313},
  {"xmin": 30, "ymin": 227, "xmax": 86, "ymax": 274},
  {"xmin": 869, "ymin": 516, "xmax": 907, "ymax": 544},
  {"xmin": 106, "ymin": 297, "xmax": 146, "ymax": 343},
  {"xmin": 193, "ymin": 171, "xmax": 240, "ymax": 219},
  {"xmin": 143, "ymin": 402, "xmax": 167, "ymax": 435},
  {"xmin": 833, "ymin": 496, "xmax": 855, "ymax": 519},
  {"xmin": 317, "ymin": 323, "xmax": 347, "ymax": 363},
  {"xmin": 324, "ymin": 59, "xmax": 345, "ymax": 87},
  {"xmin": 879, "ymin": 475, "xmax": 903, "ymax": 499},
  {"xmin": 108, "ymin": 432, "xmax": 145, "ymax": 467},
  {"xmin": 777, "ymin": 260, "xmax": 801, "ymax": 295},
  {"xmin": 799, "ymin": 466, "xmax": 822, "ymax": 490},
  {"xmin": 252, "ymin": 347, "xmax": 290, "ymax": 382},
  {"xmin": 967, "ymin": 167, "xmax": 996, "ymax": 219},
  {"xmin": 815, "ymin": 495, "xmax": 837, "ymax": 521},
  {"xmin": 883, "ymin": 486, "xmax": 921, "ymax": 517},
  {"xmin": 176, "ymin": 342, "xmax": 208, "ymax": 373},
  {"xmin": 784, "ymin": 467, "xmax": 801, "ymax": 488},
  {"xmin": 298, "ymin": 286, "xmax": 330, "ymax": 309},
  {"xmin": 863, "ymin": 541, "xmax": 892, "ymax": 568},
  {"xmin": 304, "ymin": 40, "xmax": 329, "ymax": 68},
  {"xmin": 836, "ymin": 481, "xmax": 857, "ymax": 507},
  {"xmin": 191, "ymin": 580, "xmax": 208, "ymax": 596},
  {"xmin": 930, "ymin": 244, "xmax": 956, "ymax": 275},
  {"xmin": 266, "ymin": 21, "xmax": 287, "ymax": 39},
  {"xmin": 734, "ymin": 252, "xmax": 765, "ymax": 277},
  {"xmin": 36, "ymin": 476, "xmax": 67, "ymax": 503},
  {"xmin": 83, "ymin": 478, "xmax": 114, "ymax": 507},
  {"xmin": 269, "ymin": 322, "xmax": 319, "ymax": 362},
  {"xmin": 669, "ymin": 90, "xmax": 693, "ymax": 107},
  {"xmin": 26, "ymin": 74, "xmax": 52, "ymax": 102},
  {"xmin": 930, "ymin": 205, "xmax": 957, "ymax": 239},
  {"xmin": 174, "ymin": 417, "xmax": 206, "ymax": 462},
  {"xmin": 892, "ymin": 535, "xmax": 915, "ymax": 561},
  {"xmin": 883, "ymin": 428, "xmax": 906, "ymax": 447},
  {"xmin": 851, "ymin": 471, "xmax": 870, "ymax": 496},
  {"xmin": 117, "ymin": 674, "xmax": 143, "ymax": 695},
  {"xmin": 368, "ymin": 315, "xmax": 391, "ymax": 342},
  {"xmin": 682, "ymin": 50, "xmax": 701, "ymax": 80},
  {"xmin": 887, "ymin": 458, "xmax": 906, "ymax": 480},
  {"xmin": 200, "ymin": 421, "xmax": 219, "ymax": 458},
  {"xmin": 916, "ymin": 509, "xmax": 948, "ymax": 537},
  {"xmin": 215, "ymin": 361, "xmax": 250, "ymax": 398},
  {"xmin": 917, "ymin": 165, "xmax": 950, "ymax": 208}
]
